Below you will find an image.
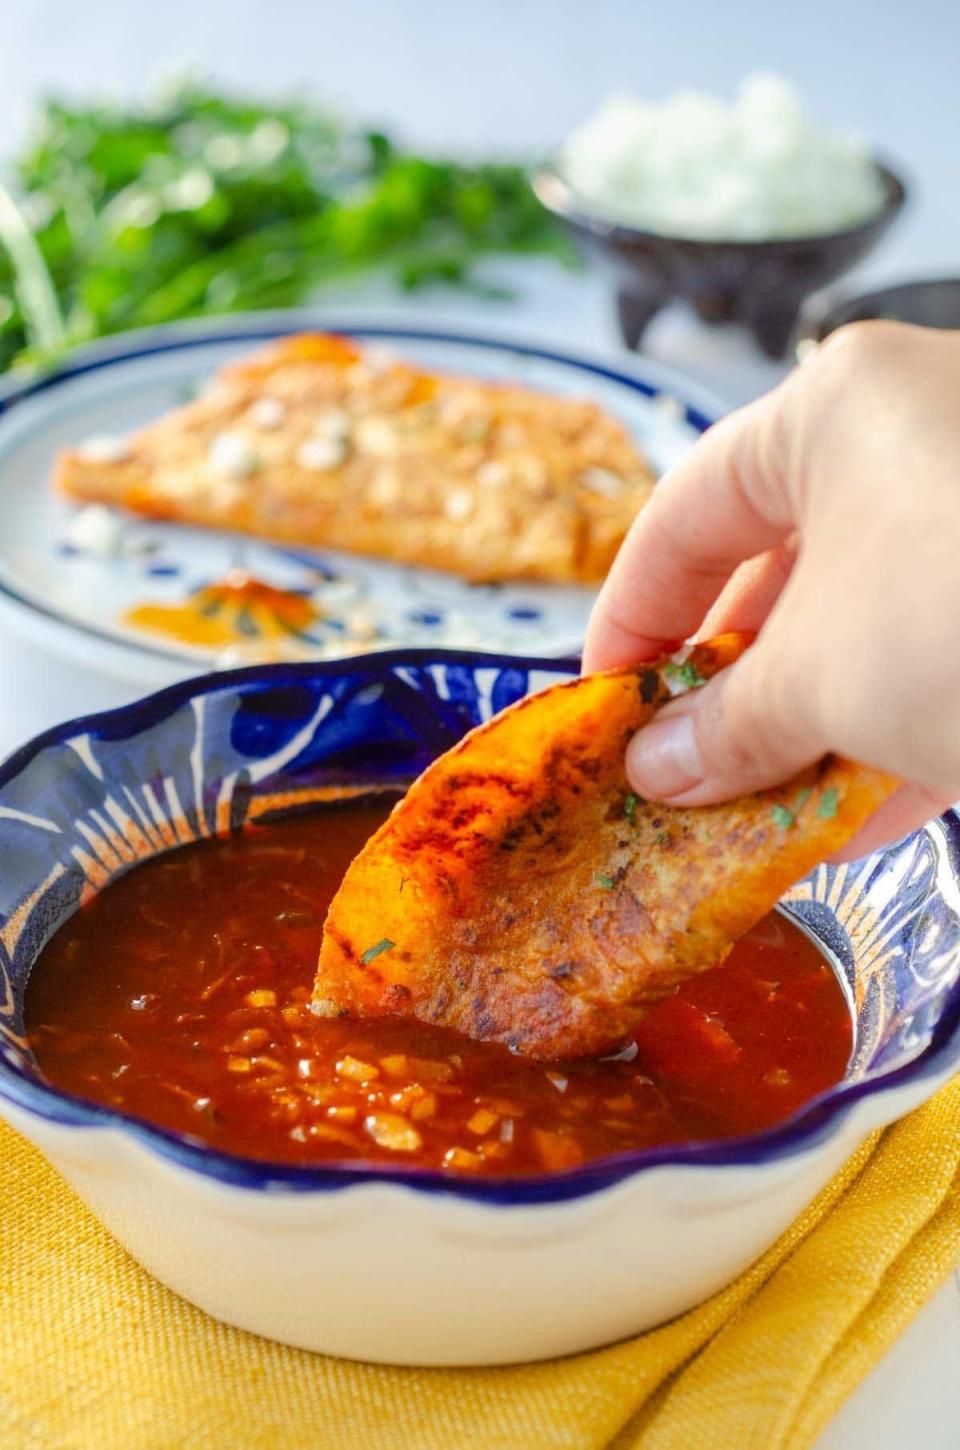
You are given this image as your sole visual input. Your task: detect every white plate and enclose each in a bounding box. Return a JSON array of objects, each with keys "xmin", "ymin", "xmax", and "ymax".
[{"xmin": 0, "ymin": 311, "xmax": 722, "ymax": 689}]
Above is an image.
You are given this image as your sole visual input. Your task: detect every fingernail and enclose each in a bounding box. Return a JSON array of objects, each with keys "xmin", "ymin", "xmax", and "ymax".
[{"xmin": 626, "ymin": 711, "xmax": 704, "ymax": 799}]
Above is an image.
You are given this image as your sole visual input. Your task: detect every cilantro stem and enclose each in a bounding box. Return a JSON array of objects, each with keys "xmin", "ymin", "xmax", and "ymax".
[{"xmin": 0, "ymin": 179, "xmax": 66, "ymax": 360}]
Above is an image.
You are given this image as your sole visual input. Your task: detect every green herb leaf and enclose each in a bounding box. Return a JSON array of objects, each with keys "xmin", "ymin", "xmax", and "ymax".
[
  {"xmin": 794, "ymin": 787, "xmax": 812, "ymax": 810},
  {"xmin": 623, "ymin": 791, "xmax": 639, "ymax": 825},
  {"xmin": 654, "ymin": 831, "xmax": 669, "ymax": 846},
  {"xmin": 360, "ymin": 937, "xmax": 395, "ymax": 965},
  {"xmin": 0, "ymin": 81, "xmax": 573, "ymax": 374},
  {"xmin": 595, "ymin": 872, "xmax": 616, "ymax": 890},
  {"xmin": 663, "ymin": 659, "xmax": 707, "ymax": 689},
  {"xmin": 771, "ymin": 804, "xmax": 794, "ymax": 829},
  {"xmin": 817, "ymin": 788, "xmax": 839, "ymax": 820}
]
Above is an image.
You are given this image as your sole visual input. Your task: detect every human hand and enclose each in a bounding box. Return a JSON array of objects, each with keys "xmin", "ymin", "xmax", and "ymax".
[{"xmin": 584, "ymin": 322, "xmax": 960, "ymax": 857}]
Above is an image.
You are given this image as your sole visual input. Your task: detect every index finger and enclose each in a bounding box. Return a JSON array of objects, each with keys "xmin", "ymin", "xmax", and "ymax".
[{"xmin": 583, "ymin": 389, "xmax": 796, "ymax": 671}]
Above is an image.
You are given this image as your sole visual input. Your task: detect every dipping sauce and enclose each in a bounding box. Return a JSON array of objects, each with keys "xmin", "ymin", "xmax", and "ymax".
[{"xmin": 27, "ymin": 801, "xmax": 852, "ymax": 1176}]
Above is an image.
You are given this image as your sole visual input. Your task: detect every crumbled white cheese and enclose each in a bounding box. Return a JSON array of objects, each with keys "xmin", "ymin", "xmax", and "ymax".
[
  {"xmin": 445, "ymin": 487, "xmax": 475, "ymax": 521},
  {"xmin": 315, "ymin": 408, "xmax": 351, "ymax": 441},
  {"xmin": 208, "ymin": 431, "xmax": 259, "ymax": 479},
  {"xmin": 354, "ymin": 416, "xmax": 397, "ymax": 457},
  {"xmin": 578, "ymin": 466, "xmax": 624, "ymax": 498},
  {"xmin": 297, "ymin": 434, "xmax": 347, "ymax": 471},
  {"xmin": 76, "ymin": 434, "xmax": 131, "ymax": 464},
  {"xmin": 559, "ymin": 73, "xmax": 887, "ymax": 240},
  {"xmin": 477, "ymin": 460, "xmax": 509, "ymax": 488},
  {"xmin": 247, "ymin": 397, "xmax": 287, "ymax": 430},
  {"xmin": 64, "ymin": 504, "xmax": 126, "ymax": 558},
  {"xmin": 369, "ymin": 467, "xmax": 402, "ymax": 506}
]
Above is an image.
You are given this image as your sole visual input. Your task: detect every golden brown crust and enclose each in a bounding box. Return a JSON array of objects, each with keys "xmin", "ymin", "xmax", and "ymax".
[
  {"xmin": 314, "ymin": 633, "xmax": 899, "ymax": 1060},
  {"xmin": 55, "ymin": 332, "xmax": 655, "ymax": 585}
]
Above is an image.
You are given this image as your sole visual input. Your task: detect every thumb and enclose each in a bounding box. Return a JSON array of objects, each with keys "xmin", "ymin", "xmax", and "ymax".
[{"xmin": 626, "ymin": 627, "xmax": 827, "ymax": 805}]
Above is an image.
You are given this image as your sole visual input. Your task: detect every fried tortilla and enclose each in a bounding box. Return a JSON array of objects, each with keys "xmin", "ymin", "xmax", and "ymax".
[
  {"xmin": 314, "ymin": 633, "xmax": 899, "ymax": 1059},
  {"xmin": 55, "ymin": 332, "xmax": 654, "ymax": 585}
]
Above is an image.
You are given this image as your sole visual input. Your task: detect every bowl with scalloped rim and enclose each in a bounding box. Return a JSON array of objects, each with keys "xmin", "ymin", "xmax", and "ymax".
[{"xmin": 0, "ymin": 649, "xmax": 957, "ymax": 1364}]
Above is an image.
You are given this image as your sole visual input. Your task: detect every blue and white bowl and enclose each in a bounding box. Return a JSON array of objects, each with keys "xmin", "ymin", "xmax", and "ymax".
[{"xmin": 1, "ymin": 652, "xmax": 958, "ymax": 1365}]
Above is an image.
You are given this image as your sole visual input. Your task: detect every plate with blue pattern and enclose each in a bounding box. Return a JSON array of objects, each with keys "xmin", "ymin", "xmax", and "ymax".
[{"xmin": 0, "ymin": 312, "xmax": 723, "ymax": 688}]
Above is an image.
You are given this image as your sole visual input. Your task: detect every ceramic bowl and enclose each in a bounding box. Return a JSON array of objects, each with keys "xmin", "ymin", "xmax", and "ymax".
[
  {"xmin": 794, "ymin": 275, "xmax": 960, "ymax": 354},
  {"xmin": 531, "ymin": 160, "xmax": 906, "ymax": 358},
  {"xmin": 0, "ymin": 651, "xmax": 959, "ymax": 1366}
]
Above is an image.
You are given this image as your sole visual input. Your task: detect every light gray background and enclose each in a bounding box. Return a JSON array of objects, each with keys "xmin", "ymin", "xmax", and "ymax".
[
  {"xmin": 4, "ymin": 0, "xmax": 958, "ymax": 274},
  {"xmin": 1, "ymin": 3, "xmax": 958, "ymax": 1446}
]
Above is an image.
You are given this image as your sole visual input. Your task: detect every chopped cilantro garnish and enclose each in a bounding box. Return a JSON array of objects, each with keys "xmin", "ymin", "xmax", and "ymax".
[
  {"xmin": 360, "ymin": 937, "xmax": 395, "ymax": 965},
  {"xmin": 817, "ymin": 788, "xmax": 839, "ymax": 820},
  {"xmin": 654, "ymin": 831, "xmax": 669, "ymax": 845},
  {"xmin": 794, "ymin": 787, "xmax": 812, "ymax": 810},
  {"xmin": 595, "ymin": 872, "xmax": 616, "ymax": 890},
  {"xmin": 624, "ymin": 791, "xmax": 640, "ymax": 825},
  {"xmin": 771, "ymin": 804, "xmax": 794, "ymax": 829},
  {"xmin": 663, "ymin": 659, "xmax": 707, "ymax": 689}
]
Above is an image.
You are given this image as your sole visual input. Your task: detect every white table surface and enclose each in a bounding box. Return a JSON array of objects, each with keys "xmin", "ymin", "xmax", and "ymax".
[{"xmin": 0, "ymin": 2, "xmax": 958, "ymax": 1444}]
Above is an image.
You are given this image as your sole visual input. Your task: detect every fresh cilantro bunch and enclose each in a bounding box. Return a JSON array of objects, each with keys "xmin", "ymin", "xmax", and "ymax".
[{"xmin": 0, "ymin": 80, "xmax": 571, "ymax": 372}]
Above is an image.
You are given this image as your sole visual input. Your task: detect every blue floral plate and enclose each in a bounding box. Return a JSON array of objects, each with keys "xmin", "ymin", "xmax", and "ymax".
[{"xmin": 0, "ymin": 312, "xmax": 721, "ymax": 690}]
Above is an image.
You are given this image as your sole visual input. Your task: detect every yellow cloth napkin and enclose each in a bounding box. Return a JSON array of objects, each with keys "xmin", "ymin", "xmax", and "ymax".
[{"xmin": 1, "ymin": 1077, "xmax": 958, "ymax": 1450}]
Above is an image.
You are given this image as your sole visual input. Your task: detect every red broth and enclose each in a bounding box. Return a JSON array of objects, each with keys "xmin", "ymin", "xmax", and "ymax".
[{"xmin": 26, "ymin": 800, "xmax": 852, "ymax": 1176}]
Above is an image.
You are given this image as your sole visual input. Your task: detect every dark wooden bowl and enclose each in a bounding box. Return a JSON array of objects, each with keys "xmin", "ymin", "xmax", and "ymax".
[{"xmin": 531, "ymin": 161, "xmax": 906, "ymax": 359}]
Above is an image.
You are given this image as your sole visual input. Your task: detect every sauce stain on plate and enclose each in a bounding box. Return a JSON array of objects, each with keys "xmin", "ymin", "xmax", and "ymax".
[{"xmin": 123, "ymin": 569, "xmax": 324, "ymax": 650}]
